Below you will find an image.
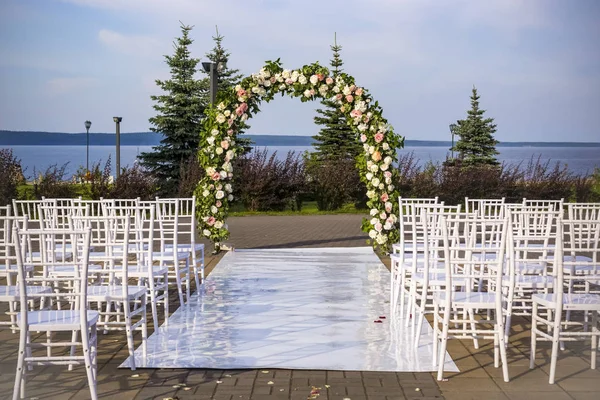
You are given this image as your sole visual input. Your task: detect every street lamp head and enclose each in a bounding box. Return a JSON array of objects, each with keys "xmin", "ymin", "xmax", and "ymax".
[
  {"xmin": 449, "ymin": 123, "xmax": 457, "ymax": 133},
  {"xmin": 84, "ymin": 120, "xmax": 91, "ymax": 130},
  {"xmin": 202, "ymin": 62, "xmax": 214, "ymax": 73},
  {"xmin": 113, "ymin": 117, "xmax": 122, "ymax": 123}
]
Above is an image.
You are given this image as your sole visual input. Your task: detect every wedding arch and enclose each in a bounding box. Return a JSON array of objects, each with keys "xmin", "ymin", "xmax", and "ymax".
[{"xmin": 194, "ymin": 60, "xmax": 403, "ymax": 252}]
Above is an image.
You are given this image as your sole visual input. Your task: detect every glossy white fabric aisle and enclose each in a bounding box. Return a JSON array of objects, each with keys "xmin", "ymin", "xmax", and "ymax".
[{"xmin": 120, "ymin": 247, "xmax": 457, "ymax": 372}]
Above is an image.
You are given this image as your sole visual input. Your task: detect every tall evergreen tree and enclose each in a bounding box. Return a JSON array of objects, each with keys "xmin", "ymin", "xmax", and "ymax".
[
  {"xmin": 452, "ymin": 86, "xmax": 499, "ymax": 166},
  {"xmin": 312, "ymin": 33, "xmax": 360, "ymax": 160},
  {"xmin": 200, "ymin": 26, "xmax": 251, "ymax": 152},
  {"xmin": 139, "ymin": 23, "xmax": 205, "ymax": 195}
]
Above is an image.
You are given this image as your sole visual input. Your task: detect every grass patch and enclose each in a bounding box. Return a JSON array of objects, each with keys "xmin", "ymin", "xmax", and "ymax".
[{"xmin": 229, "ymin": 201, "xmax": 368, "ymax": 216}]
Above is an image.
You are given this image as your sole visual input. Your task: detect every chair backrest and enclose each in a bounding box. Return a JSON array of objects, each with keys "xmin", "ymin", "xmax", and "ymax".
[
  {"xmin": 523, "ymin": 198, "xmax": 564, "ymax": 212},
  {"xmin": 508, "ymin": 207, "xmax": 559, "ymax": 238},
  {"xmin": 13, "ymin": 226, "xmax": 92, "ymax": 327},
  {"xmin": 155, "ymin": 199, "xmax": 179, "ymax": 251},
  {"xmin": 567, "ymin": 203, "xmax": 600, "ymax": 221},
  {"xmin": 12, "ymin": 199, "xmax": 56, "ymax": 221},
  {"xmin": 465, "ymin": 197, "xmax": 505, "ymax": 218},
  {"xmin": 1, "ymin": 215, "xmax": 28, "ymax": 278}
]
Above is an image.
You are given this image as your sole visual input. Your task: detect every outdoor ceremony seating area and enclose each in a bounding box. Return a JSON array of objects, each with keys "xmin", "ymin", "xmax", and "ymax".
[
  {"xmin": 390, "ymin": 197, "xmax": 600, "ymax": 384},
  {"xmin": 0, "ymin": 195, "xmax": 599, "ymax": 399}
]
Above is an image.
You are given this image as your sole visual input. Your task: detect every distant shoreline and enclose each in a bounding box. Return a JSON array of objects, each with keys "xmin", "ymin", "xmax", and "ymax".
[{"xmin": 1, "ymin": 130, "xmax": 599, "ymax": 148}]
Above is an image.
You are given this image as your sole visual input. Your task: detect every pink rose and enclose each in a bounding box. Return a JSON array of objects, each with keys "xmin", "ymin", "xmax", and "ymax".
[
  {"xmin": 212, "ymin": 172, "xmax": 221, "ymax": 181},
  {"xmin": 381, "ymin": 193, "xmax": 389, "ymax": 202},
  {"xmin": 309, "ymin": 89, "xmax": 315, "ymax": 96},
  {"xmin": 317, "ymin": 73, "xmax": 325, "ymax": 81},
  {"xmin": 385, "ymin": 203, "xmax": 392, "ymax": 213},
  {"xmin": 227, "ymin": 129, "xmax": 234, "ymax": 135},
  {"xmin": 237, "ymin": 88, "xmax": 246, "ymax": 97},
  {"xmin": 235, "ymin": 102, "xmax": 248, "ymax": 116},
  {"xmin": 336, "ymin": 93, "xmax": 343, "ymax": 101},
  {"xmin": 345, "ymin": 94, "xmax": 354, "ymax": 103},
  {"xmin": 207, "ymin": 217, "xmax": 216, "ymax": 226},
  {"xmin": 374, "ymin": 133, "xmax": 384, "ymax": 143},
  {"xmin": 350, "ymin": 109, "xmax": 362, "ymax": 118},
  {"xmin": 374, "ymin": 222, "xmax": 383, "ymax": 232},
  {"xmin": 355, "ymin": 87, "xmax": 363, "ymax": 96},
  {"xmin": 227, "ymin": 118, "xmax": 234, "ymax": 127},
  {"xmin": 221, "ymin": 140, "xmax": 229, "ymax": 150},
  {"xmin": 285, "ymin": 78, "xmax": 293, "ymax": 85},
  {"xmin": 360, "ymin": 134, "xmax": 367, "ymax": 143},
  {"xmin": 270, "ymin": 77, "xmax": 276, "ymax": 83},
  {"xmin": 325, "ymin": 77, "xmax": 334, "ymax": 85},
  {"xmin": 216, "ymin": 201, "xmax": 222, "ymax": 207},
  {"xmin": 384, "ymin": 171, "xmax": 392, "ymax": 178}
]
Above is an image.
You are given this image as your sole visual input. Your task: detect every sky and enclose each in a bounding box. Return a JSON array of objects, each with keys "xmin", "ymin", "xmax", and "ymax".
[{"xmin": 0, "ymin": 0, "xmax": 599, "ymax": 143}]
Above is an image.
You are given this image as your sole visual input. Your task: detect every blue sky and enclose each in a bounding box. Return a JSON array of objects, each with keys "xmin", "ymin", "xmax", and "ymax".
[{"xmin": 1, "ymin": 0, "xmax": 599, "ymax": 142}]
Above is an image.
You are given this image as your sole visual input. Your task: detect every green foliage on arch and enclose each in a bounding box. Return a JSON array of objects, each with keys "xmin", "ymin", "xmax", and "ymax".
[{"xmin": 194, "ymin": 59, "xmax": 404, "ymax": 252}]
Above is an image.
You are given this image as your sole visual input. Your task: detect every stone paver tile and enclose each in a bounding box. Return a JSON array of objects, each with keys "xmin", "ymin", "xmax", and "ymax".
[
  {"xmin": 571, "ymin": 393, "xmax": 600, "ymax": 400},
  {"xmin": 438, "ymin": 377, "xmax": 502, "ymax": 392},
  {"xmin": 557, "ymin": 377, "xmax": 600, "ymax": 392},
  {"xmin": 442, "ymin": 392, "xmax": 509, "ymax": 400},
  {"xmin": 505, "ymin": 392, "xmax": 572, "ymax": 400}
]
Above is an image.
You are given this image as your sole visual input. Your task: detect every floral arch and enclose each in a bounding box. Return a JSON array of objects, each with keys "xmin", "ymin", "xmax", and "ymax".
[{"xmin": 194, "ymin": 59, "xmax": 404, "ymax": 252}]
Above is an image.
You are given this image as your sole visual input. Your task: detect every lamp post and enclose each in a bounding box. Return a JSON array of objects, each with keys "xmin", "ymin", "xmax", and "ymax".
[
  {"xmin": 449, "ymin": 123, "xmax": 457, "ymax": 159},
  {"xmin": 202, "ymin": 61, "xmax": 226, "ymax": 105},
  {"xmin": 113, "ymin": 117, "xmax": 122, "ymax": 180},
  {"xmin": 84, "ymin": 120, "xmax": 92, "ymax": 173}
]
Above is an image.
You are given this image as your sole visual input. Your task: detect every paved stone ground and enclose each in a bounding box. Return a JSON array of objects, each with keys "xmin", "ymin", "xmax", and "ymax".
[{"xmin": 0, "ymin": 214, "xmax": 599, "ymax": 399}]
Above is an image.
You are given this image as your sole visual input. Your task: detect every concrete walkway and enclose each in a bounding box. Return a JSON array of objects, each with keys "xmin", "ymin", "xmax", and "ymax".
[{"xmin": 0, "ymin": 214, "xmax": 599, "ymax": 399}]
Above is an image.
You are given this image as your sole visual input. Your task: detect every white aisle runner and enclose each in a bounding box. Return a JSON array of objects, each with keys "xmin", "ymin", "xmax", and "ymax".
[{"xmin": 121, "ymin": 247, "xmax": 457, "ymax": 372}]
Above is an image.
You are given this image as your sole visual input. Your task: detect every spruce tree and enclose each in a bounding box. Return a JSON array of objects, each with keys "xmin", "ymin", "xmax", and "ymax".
[
  {"xmin": 200, "ymin": 26, "xmax": 251, "ymax": 152},
  {"xmin": 452, "ymin": 87, "xmax": 499, "ymax": 166},
  {"xmin": 139, "ymin": 23, "xmax": 205, "ymax": 195},
  {"xmin": 312, "ymin": 34, "xmax": 360, "ymax": 160}
]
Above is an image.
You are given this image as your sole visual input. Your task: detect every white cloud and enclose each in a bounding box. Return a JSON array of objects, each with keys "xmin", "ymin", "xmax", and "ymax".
[
  {"xmin": 98, "ymin": 29, "xmax": 164, "ymax": 58},
  {"xmin": 46, "ymin": 77, "xmax": 98, "ymax": 95}
]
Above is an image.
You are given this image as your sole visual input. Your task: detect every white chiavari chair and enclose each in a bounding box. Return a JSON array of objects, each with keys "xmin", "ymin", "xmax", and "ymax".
[
  {"xmin": 465, "ymin": 197, "xmax": 505, "ymax": 219},
  {"xmin": 432, "ymin": 214, "xmax": 511, "ymax": 382},
  {"xmin": 11, "ymin": 225, "xmax": 98, "ymax": 400},
  {"xmin": 530, "ymin": 218, "xmax": 600, "ymax": 384}
]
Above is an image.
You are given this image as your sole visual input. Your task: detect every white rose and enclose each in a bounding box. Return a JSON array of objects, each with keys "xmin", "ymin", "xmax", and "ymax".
[
  {"xmin": 384, "ymin": 222, "xmax": 392, "ymax": 230},
  {"xmin": 384, "ymin": 156, "xmax": 392, "ymax": 165},
  {"xmin": 382, "ymin": 142, "xmax": 390, "ymax": 150},
  {"xmin": 366, "ymin": 172, "xmax": 373, "ymax": 181},
  {"xmin": 371, "ymin": 178, "xmax": 380, "ymax": 187},
  {"xmin": 380, "ymin": 211, "xmax": 387, "ymax": 220},
  {"xmin": 368, "ymin": 146, "xmax": 375, "ymax": 154},
  {"xmin": 298, "ymin": 75, "xmax": 308, "ymax": 85},
  {"xmin": 226, "ymin": 150, "xmax": 234, "ymax": 160},
  {"xmin": 282, "ymin": 69, "xmax": 291, "ymax": 79},
  {"xmin": 358, "ymin": 124, "xmax": 367, "ymax": 132},
  {"xmin": 279, "ymin": 84, "xmax": 286, "ymax": 90},
  {"xmin": 216, "ymin": 191, "xmax": 225, "ymax": 199},
  {"xmin": 369, "ymin": 230, "xmax": 377, "ymax": 239},
  {"xmin": 216, "ymin": 114, "xmax": 226, "ymax": 124},
  {"xmin": 211, "ymin": 129, "xmax": 219, "ymax": 136},
  {"xmin": 343, "ymin": 86, "xmax": 351, "ymax": 95},
  {"xmin": 303, "ymin": 89, "xmax": 312, "ymax": 98},
  {"xmin": 376, "ymin": 234, "xmax": 388, "ymax": 245},
  {"xmin": 333, "ymin": 86, "xmax": 340, "ymax": 93},
  {"xmin": 363, "ymin": 143, "xmax": 369, "ymax": 151},
  {"xmin": 366, "ymin": 190, "xmax": 376, "ymax": 199},
  {"xmin": 203, "ymin": 229, "xmax": 211, "ymax": 237},
  {"xmin": 370, "ymin": 208, "xmax": 378, "ymax": 216},
  {"xmin": 225, "ymin": 183, "xmax": 232, "ymax": 192},
  {"xmin": 241, "ymin": 113, "xmax": 248, "ymax": 121},
  {"xmin": 291, "ymin": 70, "xmax": 299, "ymax": 82},
  {"xmin": 370, "ymin": 217, "xmax": 378, "ymax": 225},
  {"xmin": 207, "ymin": 137, "xmax": 215, "ymax": 145},
  {"xmin": 263, "ymin": 79, "xmax": 271, "ymax": 87},
  {"xmin": 217, "ymin": 102, "xmax": 226, "ymax": 110},
  {"xmin": 220, "ymin": 170, "xmax": 227, "ymax": 179},
  {"xmin": 370, "ymin": 164, "xmax": 379, "ymax": 173},
  {"xmin": 251, "ymin": 86, "xmax": 260, "ymax": 93},
  {"xmin": 224, "ymin": 110, "xmax": 231, "ymax": 117},
  {"xmin": 211, "ymin": 206, "xmax": 218, "ymax": 214},
  {"xmin": 202, "ymin": 190, "xmax": 210, "ymax": 197},
  {"xmin": 228, "ymin": 194, "xmax": 234, "ymax": 201},
  {"xmin": 378, "ymin": 183, "xmax": 384, "ymax": 189},
  {"xmin": 215, "ymin": 221, "xmax": 224, "ymax": 229},
  {"xmin": 388, "ymin": 184, "xmax": 395, "ymax": 191},
  {"xmin": 309, "ymin": 75, "xmax": 318, "ymax": 85},
  {"xmin": 380, "ymin": 164, "xmax": 389, "ymax": 171},
  {"xmin": 216, "ymin": 147, "xmax": 224, "ymax": 155}
]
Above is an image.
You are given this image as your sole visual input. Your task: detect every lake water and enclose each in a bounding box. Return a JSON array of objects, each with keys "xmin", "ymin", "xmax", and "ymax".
[{"xmin": 7, "ymin": 145, "xmax": 600, "ymax": 178}]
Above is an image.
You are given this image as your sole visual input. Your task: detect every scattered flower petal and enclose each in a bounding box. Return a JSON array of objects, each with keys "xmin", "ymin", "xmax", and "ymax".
[
  {"xmin": 267, "ymin": 381, "xmax": 274, "ymax": 385},
  {"xmin": 374, "ymin": 320, "xmax": 383, "ymax": 323},
  {"xmin": 131, "ymin": 374, "xmax": 139, "ymax": 378},
  {"xmin": 216, "ymin": 380, "xmax": 223, "ymax": 384},
  {"xmin": 415, "ymin": 387, "xmax": 421, "ymax": 391}
]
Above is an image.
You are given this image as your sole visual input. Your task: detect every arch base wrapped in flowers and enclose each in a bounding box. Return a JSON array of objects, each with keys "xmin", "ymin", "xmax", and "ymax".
[{"xmin": 194, "ymin": 59, "xmax": 404, "ymax": 253}]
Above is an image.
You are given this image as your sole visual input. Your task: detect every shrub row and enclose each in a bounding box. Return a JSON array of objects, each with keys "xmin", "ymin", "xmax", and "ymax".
[{"xmin": 2, "ymin": 148, "xmax": 599, "ymax": 209}]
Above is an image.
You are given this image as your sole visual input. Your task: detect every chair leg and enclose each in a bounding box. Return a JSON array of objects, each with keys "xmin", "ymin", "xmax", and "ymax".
[
  {"xmin": 548, "ymin": 308, "xmax": 562, "ymax": 384},
  {"xmin": 141, "ymin": 293, "xmax": 148, "ymax": 359},
  {"xmin": 432, "ymin": 302, "xmax": 440, "ymax": 367},
  {"xmin": 124, "ymin": 304, "xmax": 136, "ymax": 371},
  {"xmin": 68, "ymin": 330, "xmax": 78, "ymax": 371},
  {"xmin": 12, "ymin": 326, "xmax": 27, "ymax": 400},
  {"xmin": 81, "ymin": 326, "xmax": 98, "ymax": 400},
  {"xmin": 497, "ymin": 312, "xmax": 510, "ymax": 382},
  {"xmin": 437, "ymin": 307, "xmax": 451, "ymax": 381},
  {"xmin": 530, "ymin": 301, "xmax": 538, "ymax": 370},
  {"xmin": 591, "ymin": 312, "xmax": 598, "ymax": 370}
]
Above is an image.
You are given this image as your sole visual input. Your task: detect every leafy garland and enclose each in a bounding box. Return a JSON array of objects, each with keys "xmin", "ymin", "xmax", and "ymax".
[{"xmin": 194, "ymin": 60, "xmax": 403, "ymax": 252}]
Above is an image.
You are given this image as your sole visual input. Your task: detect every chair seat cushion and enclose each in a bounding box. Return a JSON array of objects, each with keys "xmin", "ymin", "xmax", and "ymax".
[
  {"xmin": 87, "ymin": 285, "xmax": 147, "ymax": 301},
  {"xmin": 0, "ymin": 285, "xmax": 52, "ymax": 300},
  {"xmin": 434, "ymin": 291, "xmax": 500, "ymax": 307}
]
